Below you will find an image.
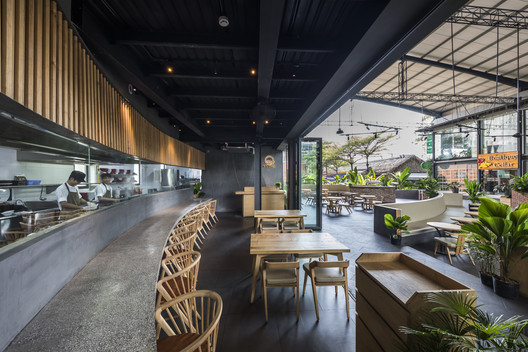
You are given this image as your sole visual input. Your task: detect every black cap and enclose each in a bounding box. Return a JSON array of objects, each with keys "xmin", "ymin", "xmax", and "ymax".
[
  {"xmin": 69, "ymin": 171, "xmax": 86, "ymax": 182},
  {"xmin": 100, "ymin": 173, "xmax": 112, "ymax": 179}
]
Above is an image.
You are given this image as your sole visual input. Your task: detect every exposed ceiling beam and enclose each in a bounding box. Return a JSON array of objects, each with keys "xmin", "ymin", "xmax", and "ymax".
[
  {"xmin": 282, "ymin": 0, "xmax": 469, "ymax": 148},
  {"xmin": 171, "ymin": 88, "xmax": 304, "ymax": 100},
  {"xmin": 115, "ymin": 33, "xmax": 334, "ymax": 53},
  {"xmin": 184, "ymin": 107, "xmax": 296, "ymax": 113},
  {"xmin": 80, "ymin": 11, "xmax": 205, "ymax": 137},
  {"xmin": 357, "ymin": 91, "xmax": 516, "ymax": 104},
  {"xmin": 354, "ymin": 96, "xmax": 442, "ymax": 117},
  {"xmin": 258, "ymin": 0, "xmax": 286, "ymax": 100},
  {"xmin": 446, "ymin": 5, "xmax": 528, "ymax": 29},
  {"xmin": 404, "ymin": 55, "xmax": 528, "ymax": 88},
  {"xmin": 152, "ymin": 71, "xmax": 316, "ymax": 82}
]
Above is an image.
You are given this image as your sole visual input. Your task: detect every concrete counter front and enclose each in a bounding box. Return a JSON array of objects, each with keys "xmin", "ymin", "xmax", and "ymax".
[
  {"xmin": 0, "ymin": 189, "xmax": 196, "ymax": 351},
  {"xmin": 235, "ymin": 186, "xmax": 286, "ymax": 217}
]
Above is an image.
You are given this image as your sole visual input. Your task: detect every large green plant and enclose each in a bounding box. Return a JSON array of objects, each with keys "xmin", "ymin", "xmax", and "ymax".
[
  {"xmin": 511, "ymin": 173, "xmax": 528, "ymax": 193},
  {"xmin": 461, "ymin": 197, "xmax": 528, "ymax": 282},
  {"xmin": 418, "ymin": 177, "xmax": 440, "ymax": 198},
  {"xmin": 384, "ymin": 214, "xmax": 410, "ymax": 239},
  {"xmin": 391, "ymin": 167, "xmax": 412, "ymax": 189},
  {"xmin": 400, "ymin": 292, "xmax": 528, "ymax": 351},
  {"xmin": 464, "ymin": 179, "xmax": 484, "ymax": 203},
  {"xmin": 192, "ymin": 182, "xmax": 205, "ymax": 198}
]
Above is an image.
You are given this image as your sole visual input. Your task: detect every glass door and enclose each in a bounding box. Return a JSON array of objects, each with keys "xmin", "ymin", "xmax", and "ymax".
[{"xmin": 300, "ymin": 138, "xmax": 322, "ymax": 229}]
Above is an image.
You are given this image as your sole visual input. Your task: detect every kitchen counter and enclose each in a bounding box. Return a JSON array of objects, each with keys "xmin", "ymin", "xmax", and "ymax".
[{"xmin": 0, "ymin": 188, "xmax": 194, "ymax": 351}]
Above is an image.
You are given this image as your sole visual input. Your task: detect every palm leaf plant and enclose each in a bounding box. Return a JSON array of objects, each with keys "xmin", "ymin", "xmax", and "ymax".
[
  {"xmin": 461, "ymin": 197, "xmax": 528, "ymax": 298},
  {"xmin": 384, "ymin": 214, "xmax": 410, "ymax": 245},
  {"xmin": 464, "ymin": 179, "xmax": 485, "ymax": 203},
  {"xmin": 399, "ymin": 291, "xmax": 528, "ymax": 351}
]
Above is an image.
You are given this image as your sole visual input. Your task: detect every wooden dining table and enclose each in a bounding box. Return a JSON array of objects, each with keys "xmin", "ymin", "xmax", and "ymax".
[
  {"xmin": 249, "ymin": 232, "xmax": 350, "ymax": 303},
  {"xmin": 450, "ymin": 216, "xmax": 478, "ymax": 224},
  {"xmin": 325, "ymin": 196, "xmax": 343, "ymax": 215},
  {"xmin": 360, "ymin": 194, "xmax": 377, "ymax": 210},
  {"xmin": 464, "ymin": 211, "xmax": 479, "ymax": 217},
  {"xmin": 254, "ymin": 210, "xmax": 307, "ymax": 232},
  {"xmin": 427, "ymin": 221, "xmax": 462, "ymax": 235}
]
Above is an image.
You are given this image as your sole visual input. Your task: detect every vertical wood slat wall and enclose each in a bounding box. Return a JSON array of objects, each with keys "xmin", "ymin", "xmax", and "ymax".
[{"xmin": 0, "ymin": 0, "xmax": 205, "ymax": 169}]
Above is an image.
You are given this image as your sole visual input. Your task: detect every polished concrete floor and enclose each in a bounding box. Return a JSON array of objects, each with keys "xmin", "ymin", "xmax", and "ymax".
[{"xmin": 199, "ymin": 209, "xmax": 528, "ymax": 352}]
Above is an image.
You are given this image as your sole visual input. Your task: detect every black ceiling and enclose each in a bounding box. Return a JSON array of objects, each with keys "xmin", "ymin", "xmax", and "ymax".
[{"xmin": 74, "ymin": 0, "xmax": 468, "ymax": 149}]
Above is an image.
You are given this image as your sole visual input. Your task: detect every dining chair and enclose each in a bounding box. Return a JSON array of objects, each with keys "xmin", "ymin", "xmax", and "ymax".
[
  {"xmin": 165, "ymin": 231, "xmax": 198, "ymax": 255},
  {"xmin": 209, "ymin": 200, "xmax": 219, "ymax": 223},
  {"xmin": 302, "ymin": 260, "xmax": 350, "ymax": 320},
  {"xmin": 258, "ymin": 217, "xmax": 281, "ymax": 233},
  {"xmin": 261, "ymin": 261, "xmax": 300, "ymax": 322},
  {"xmin": 280, "ymin": 217, "xmax": 304, "ymax": 231},
  {"xmin": 433, "ymin": 232, "xmax": 475, "ymax": 265},
  {"xmin": 156, "ymin": 290, "xmax": 222, "ymax": 352}
]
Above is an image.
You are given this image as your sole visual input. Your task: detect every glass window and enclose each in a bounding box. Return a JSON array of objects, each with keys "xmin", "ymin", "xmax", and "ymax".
[
  {"xmin": 481, "ymin": 112, "xmax": 517, "ymax": 154},
  {"xmin": 435, "ymin": 162, "xmax": 478, "ymax": 189},
  {"xmin": 434, "ymin": 123, "xmax": 477, "ymax": 160}
]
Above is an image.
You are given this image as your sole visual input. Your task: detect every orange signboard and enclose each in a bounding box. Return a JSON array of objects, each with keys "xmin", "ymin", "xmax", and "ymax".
[{"xmin": 477, "ymin": 151, "xmax": 518, "ymax": 170}]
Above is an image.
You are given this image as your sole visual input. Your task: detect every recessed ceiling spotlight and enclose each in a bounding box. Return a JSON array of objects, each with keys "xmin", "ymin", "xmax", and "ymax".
[
  {"xmin": 252, "ymin": 121, "xmax": 256, "ymax": 125},
  {"xmin": 218, "ymin": 15, "xmax": 229, "ymax": 27},
  {"xmin": 167, "ymin": 66, "xmax": 173, "ymax": 73},
  {"xmin": 265, "ymin": 120, "xmax": 269, "ymax": 124},
  {"xmin": 292, "ymin": 74, "xmax": 296, "ymax": 77},
  {"xmin": 250, "ymin": 69, "xmax": 256, "ymax": 75},
  {"xmin": 206, "ymin": 120, "xmax": 211, "ymax": 124}
]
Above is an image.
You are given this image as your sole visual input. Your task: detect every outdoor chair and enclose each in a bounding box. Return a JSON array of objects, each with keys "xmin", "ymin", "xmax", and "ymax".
[
  {"xmin": 261, "ymin": 261, "xmax": 300, "ymax": 322},
  {"xmin": 302, "ymin": 260, "xmax": 350, "ymax": 320},
  {"xmin": 433, "ymin": 232, "xmax": 475, "ymax": 266}
]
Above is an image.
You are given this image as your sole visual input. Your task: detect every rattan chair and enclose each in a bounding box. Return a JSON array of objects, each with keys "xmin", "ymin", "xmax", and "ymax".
[
  {"xmin": 156, "ymin": 290, "xmax": 222, "ymax": 352},
  {"xmin": 302, "ymin": 260, "xmax": 350, "ymax": 320}
]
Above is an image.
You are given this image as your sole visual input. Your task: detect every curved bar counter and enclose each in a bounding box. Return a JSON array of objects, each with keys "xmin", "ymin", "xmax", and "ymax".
[{"xmin": 0, "ymin": 189, "xmax": 206, "ymax": 351}]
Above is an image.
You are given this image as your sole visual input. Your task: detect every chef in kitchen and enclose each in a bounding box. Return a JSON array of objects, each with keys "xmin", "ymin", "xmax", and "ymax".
[
  {"xmin": 94, "ymin": 173, "xmax": 120, "ymax": 205},
  {"xmin": 55, "ymin": 171, "xmax": 88, "ymax": 210}
]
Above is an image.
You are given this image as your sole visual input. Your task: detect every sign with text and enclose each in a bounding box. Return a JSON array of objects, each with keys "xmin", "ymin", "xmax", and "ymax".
[
  {"xmin": 477, "ymin": 151, "xmax": 518, "ymax": 170},
  {"xmin": 426, "ymin": 135, "xmax": 433, "ymax": 154}
]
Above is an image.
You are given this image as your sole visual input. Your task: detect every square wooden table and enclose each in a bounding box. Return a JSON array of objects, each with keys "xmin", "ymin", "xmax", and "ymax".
[
  {"xmin": 254, "ymin": 210, "xmax": 306, "ymax": 232},
  {"xmin": 249, "ymin": 232, "xmax": 350, "ymax": 302}
]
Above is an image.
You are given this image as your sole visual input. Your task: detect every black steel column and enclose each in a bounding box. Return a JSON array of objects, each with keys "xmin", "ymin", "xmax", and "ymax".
[
  {"xmin": 518, "ymin": 109, "xmax": 523, "ymax": 176},
  {"xmin": 477, "ymin": 120, "xmax": 483, "ymax": 184},
  {"xmin": 431, "ymin": 132, "xmax": 436, "ymax": 179},
  {"xmin": 287, "ymin": 139, "xmax": 299, "ymax": 210},
  {"xmin": 254, "ymin": 143, "xmax": 262, "ymax": 211}
]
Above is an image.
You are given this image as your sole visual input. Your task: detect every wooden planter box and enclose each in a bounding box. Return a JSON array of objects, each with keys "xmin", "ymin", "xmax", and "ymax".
[{"xmin": 356, "ymin": 253, "xmax": 476, "ymax": 351}]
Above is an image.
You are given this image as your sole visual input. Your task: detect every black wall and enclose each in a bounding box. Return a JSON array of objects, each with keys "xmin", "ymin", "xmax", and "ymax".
[{"xmin": 202, "ymin": 147, "xmax": 284, "ymax": 212}]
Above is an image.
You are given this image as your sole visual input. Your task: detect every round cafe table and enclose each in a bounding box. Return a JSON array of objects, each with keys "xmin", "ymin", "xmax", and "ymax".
[{"xmin": 450, "ymin": 216, "xmax": 478, "ymax": 224}]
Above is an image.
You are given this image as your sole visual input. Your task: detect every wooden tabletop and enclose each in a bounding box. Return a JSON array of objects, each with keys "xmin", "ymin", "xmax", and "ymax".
[
  {"xmin": 250, "ymin": 232, "xmax": 350, "ymax": 255},
  {"xmin": 450, "ymin": 216, "xmax": 478, "ymax": 224},
  {"xmin": 426, "ymin": 222, "xmax": 462, "ymax": 232},
  {"xmin": 253, "ymin": 210, "xmax": 306, "ymax": 218},
  {"xmin": 464, "ymin": 211, "xmax": 479, "ymax": 217},
  {"xmin": 326, "ymin": 196, "xmax": 343, "ymax": 201},
  {"xmin": 360, "ymin": 195, "xmax": 377, "ymax": 199}
]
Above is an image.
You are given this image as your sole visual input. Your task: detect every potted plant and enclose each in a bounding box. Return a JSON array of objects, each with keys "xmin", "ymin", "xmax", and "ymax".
[
  {"xmin": 462, "ymin": 197, "xmax": 528, "ymax": 299},
  {"xmin": 468, "ymin": 245, "xmax": 497, "ymax": 287},
  {"xmin": 400, "ymin": 291, "xmax": 528, "ymax": 351},
  {"xmin": 274, "ymin": 182, "xmax": 282, "ymax": 190},
  {"xmin": 448, "ymin": 181, "xmax": 460, "ymax": 193},
  {"xmin": 511, "ymin": 173, "xmax": 528, "ymax": 209},
  {"xmin": 464, "ymin": 179, "xmax": 484, "ymax": 204},
  {"xmin": 192, "ymin": 182, "xmax": 205, "ymax": 199},
  {"xmin": 417, "ymin": 177, "xmax": 440, "ymax": 199},
  {"xmin": 384, "ymin": 213, "xmax": 410, "ymax": 246}
]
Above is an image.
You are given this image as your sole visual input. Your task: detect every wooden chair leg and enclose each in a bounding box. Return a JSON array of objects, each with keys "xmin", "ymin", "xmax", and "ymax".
[
  {"xmin": 445, "ymin": 247, "xmax": 453, "ymax": 265},
  {"xmin": 295, "ymin": 285, "xmax": 299, "ymax": 322},
  {"xmin": 344, "ymin": 281, "xmax": 350, "ymax": 320},
  {"xmin": 302, "ymin": 272, "xmax": 308, "ymax": 296},
  {"xmin": 311, "ymin": 277, "xmax": 319, "ymax": 320},
  {"xmin": 433, "ymin": 241, "xmax": 439, "ymax": 255},
  {"xmin": 263, "ymin": 286, "xmax": 269, "ymax": 322}
]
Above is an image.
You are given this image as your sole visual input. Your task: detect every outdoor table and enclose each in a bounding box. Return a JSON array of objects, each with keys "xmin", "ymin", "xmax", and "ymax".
[
  {"xmin": 427, "ymin": 221, "xmax": 462, "ymax": 236},
  {"xmin": 249, "ymin": 232, "xmax": 350, "ymax": 303},
  {"xmin": 450, "ymin": 216, "xmax": 478, "ymax": 224},
  {"xmin": 464, "ymin": 211, "xmax": 479, "ymax": 217},
  {"xmin": 360, "ymin": 195, "xmax": 377, "ymax": 210},
  {"xmin": 254, "ymin": 210, "xmax": 306, "ymax": 232}
]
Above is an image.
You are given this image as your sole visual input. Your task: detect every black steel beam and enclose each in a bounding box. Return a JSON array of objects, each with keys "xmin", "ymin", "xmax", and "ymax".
[
  {"xmin": 447, "ymin": 5, "xmax": 528, "ymax": 29},
  {"xmin": 356, "ymin": 91, "xmax": 516, "ymax": 105},
  {"xmin": 405, "ymin": 55, "xmax": 528, "ymax": 88},
  {"xmin": 353, "ymin": 96, "xmax": 442, "ymax": 117},
  {"xmin": 282, "ymin": 0, "xmax": 469, "ymax": 147},
  {"xmin": 80, "ymin": 11, "xmax": 205, "ymax": 137},
  {"xmin": 151, "ymin": 72, "xmax": 256, "ymax": 80},
  {"xmin": 258, "ymin": 0, "xmax": 285, "ymax": 101}
]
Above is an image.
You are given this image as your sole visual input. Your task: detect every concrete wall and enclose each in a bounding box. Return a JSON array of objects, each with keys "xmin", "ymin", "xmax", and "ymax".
[
  {"xmin": 202, "ymin": 147, "xmax": 284, "ymax": 212},
  {"xmin": 0, "ymin": 189, "xmax": 192, "ymax": 351}
]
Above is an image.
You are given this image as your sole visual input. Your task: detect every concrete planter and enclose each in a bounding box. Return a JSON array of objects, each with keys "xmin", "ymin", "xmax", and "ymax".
[{"xmin": 511, "ymin": 190, "xmax": 528, "ymax": 209}]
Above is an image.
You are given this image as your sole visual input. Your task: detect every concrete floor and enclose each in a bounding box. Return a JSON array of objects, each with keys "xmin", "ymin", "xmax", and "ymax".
[
  {"xmin": 5, "ymin": 205, "xmax": 528, "ymax": 352},
  {"xmin": 198, "ymin": 209, "xmax": 528, "ymax": 352}
]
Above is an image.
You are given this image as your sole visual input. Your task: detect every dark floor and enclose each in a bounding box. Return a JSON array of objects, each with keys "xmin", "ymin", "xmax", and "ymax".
[{"xmin": 198, "ymin": 209, "xmax": 528, "ymax": 352}]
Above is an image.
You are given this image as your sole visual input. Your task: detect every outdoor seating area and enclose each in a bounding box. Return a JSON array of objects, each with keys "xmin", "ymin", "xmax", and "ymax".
[{"xmin": 317, "ymin": 189, "xmax": 384, "ymax": 216}]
